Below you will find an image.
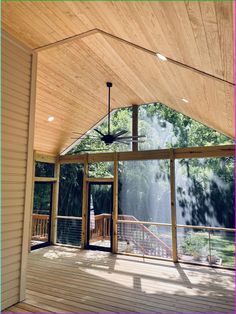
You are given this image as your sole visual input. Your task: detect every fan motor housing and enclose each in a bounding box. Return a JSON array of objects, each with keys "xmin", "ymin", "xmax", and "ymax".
[{"xmin": 102, "ymin": 134, "xmax": 114, "ymax": 145}]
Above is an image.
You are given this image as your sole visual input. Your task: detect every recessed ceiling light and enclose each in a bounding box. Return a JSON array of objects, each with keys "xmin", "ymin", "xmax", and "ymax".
[
  {"xmin": 48, "ymin": 116, "xmax": 55, "ymax": 122},
  {"xmin": 181, "ymin": 98, "xmax": 189, "ymax": 103},
  {"xmin": 156, "ymin": 53, "xmax": 167, "ymax": 61}
]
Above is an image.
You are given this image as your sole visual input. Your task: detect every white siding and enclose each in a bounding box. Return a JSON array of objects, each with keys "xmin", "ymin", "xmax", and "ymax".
[{"xmin": 2, "ymin": 33, "xmax": 32, "ymax": 310}]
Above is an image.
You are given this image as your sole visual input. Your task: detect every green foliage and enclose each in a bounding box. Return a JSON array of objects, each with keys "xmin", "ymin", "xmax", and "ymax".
[
  {"xmin": 180, "ymin": 232, "xmax": 208, "ymax": 256},
  {"xmin": 139, "ymin": 103, "xmax": 233, "ymax": 149},
  {"xmin": 89, "ymin": 162, "xmax": 113, "ymax": 178},
  {"xmin": 35, "ymin": 162, "xmax": 55, "ymax": 177},
  {"xmin": 58, "ymin": 164, "xmax": 84, "ymax": 217},
  {"xmin": 33, "ymin": 183, "xmax": 52, "ymax": 214}
]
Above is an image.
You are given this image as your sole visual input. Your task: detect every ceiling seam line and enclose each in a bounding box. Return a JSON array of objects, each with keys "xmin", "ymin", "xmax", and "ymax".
[
  {"xmin": 34, "ymin": 27, "xmax": 234, "ymax": 86},
  {"xmin": 33, "ymin": 28, "xmax": 99, "ymax": 52},
  {"xmin": 96, "ymin": 28, "xmax": 234, "ymax": 87}
]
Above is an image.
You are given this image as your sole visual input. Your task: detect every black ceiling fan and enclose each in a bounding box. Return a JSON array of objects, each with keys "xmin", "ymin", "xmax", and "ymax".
[{"xmin": 72, "ymin": 82, "xmax": 145, "ymax": 146}]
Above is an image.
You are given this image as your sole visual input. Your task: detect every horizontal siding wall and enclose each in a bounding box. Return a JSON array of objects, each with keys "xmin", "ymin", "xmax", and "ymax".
[{"xmin": 2, "ymin": 33, "xmax": 32, "ymax": 310}]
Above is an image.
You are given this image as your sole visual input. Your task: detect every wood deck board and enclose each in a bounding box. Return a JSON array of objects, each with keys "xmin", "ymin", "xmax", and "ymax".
[{"xmin": 4, "ymin": 246, "xmax": 235, "ymax": 313}]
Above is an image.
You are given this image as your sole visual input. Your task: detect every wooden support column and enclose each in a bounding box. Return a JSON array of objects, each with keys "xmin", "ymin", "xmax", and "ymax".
[
  {"xmin": 51, "ymin": 159, "xmax": 60, "ymax": 244},
  {"xmin": 20, "ymin": 52, "xmax": 37, "ymax": 301},
  {"xmin": 132, "ymin": 104, "xmax": 138, "ymax": 152},
  {"xmin": 81, "ymin": 154, "xmax": 88, "ymax": 248},
  {"xmin": 28, "ymin": 152, "xmax": 36, "ymax": 253},
  {"xmin": 112, "ymin": 153, "xmax": 119, "ymax": 253},
  {"xmin": 170, "ymin": 150, "xmax": 177, "ymax": 262}
]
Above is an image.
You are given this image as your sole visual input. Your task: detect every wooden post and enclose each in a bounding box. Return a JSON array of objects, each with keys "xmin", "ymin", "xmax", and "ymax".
[
  {"xmin": 28, "ymin": 153, "xmax": 36, "ymax": 253},
  {"xmin": 51, "ymin": 158, "xmax": 60, "ymax": 244},
  {"xmin": 20, "ymin": 52, "xmax": 37, "ymax": 301},
  {"xmin": 81, "ymin": 154, "xmax": 88, "ymax": 248},
  {"xmin": 170, "ymin": 150, "xmax": 177, "ymax": 262},
  {"xmin": 132, "ymin": 104, "xmax": 138, "ymax": 152},
  {"xmin": 112, "ymin": 153, "xmax": 119, "ymax": 253}
]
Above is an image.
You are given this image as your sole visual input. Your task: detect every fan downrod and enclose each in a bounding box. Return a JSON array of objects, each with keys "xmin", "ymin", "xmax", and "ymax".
[{"xmin": 106, "ymin": 82, "xmax": 112, "ymax": 88}]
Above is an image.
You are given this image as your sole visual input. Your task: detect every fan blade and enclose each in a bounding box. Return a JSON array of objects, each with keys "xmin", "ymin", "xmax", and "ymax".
[
  {"xmin": 76, "ymin": 148, "xmax": 111, "ymax": 152},
  {"xmin": 117, "ymin": 135, "xmax": 146, "ymax": 140},
  {"xmin": 94, "ymin": 129, "xmax": 105, "ymax": 136},
  {"xmin": 70, "ymin": 137, "xmax": 100, "ymax": 140},
  {"xmin": 72, "ymin": 133, "xmax": 98, "ymax": 137},
  {"xmin": 116, "ymin": 139, "xmax": 145, "ymax": 143},
  {"xmin": 114, "ymin": 140, "xmax": 130, "ymax": 145},
  {"xmin": 113, "ymin": 130, "xmax": 128, "ymax": 137}
]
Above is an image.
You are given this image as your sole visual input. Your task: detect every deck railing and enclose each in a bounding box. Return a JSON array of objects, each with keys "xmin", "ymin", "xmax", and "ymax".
[
  {"xmin": 52, "ymin": 212, "xmax": 235, "ymax": 268},
  {"xmin": 32, "ymin": 214, "xmax": 49, "ymax": 241},
  {"xmin": 90, "ymin": 213, "xmax": 111, "ymax": 242},
  {"xmin": 118, "ymin": 215, "xmax": 172, "ymax": 258}
]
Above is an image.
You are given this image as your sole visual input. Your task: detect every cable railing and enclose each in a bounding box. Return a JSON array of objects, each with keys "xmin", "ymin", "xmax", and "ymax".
[
  {"xmin": 117, "ymin": 216, "xmax": 235, "ymax": 268},
  {"xmin": 52, "ymin": 212, "xmax": 234, "ymax": 268},
  {"xmin": 176, "ymin": 225, "xmax": 235, "ymax": 268},
  {"xmin": 56, "ymin": 215, "xmax": 82, "ymax": 247}
]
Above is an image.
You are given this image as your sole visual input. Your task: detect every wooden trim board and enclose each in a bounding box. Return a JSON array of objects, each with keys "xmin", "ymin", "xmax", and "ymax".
[{"xmin": 20, "ymin": 51, "xmax": 37, "ymax": 301}]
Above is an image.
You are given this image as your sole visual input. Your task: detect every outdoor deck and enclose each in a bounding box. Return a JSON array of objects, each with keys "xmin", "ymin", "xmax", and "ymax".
[{"xmin": 6, "ymin": 246, "xmax": 235, "ymax": 313}]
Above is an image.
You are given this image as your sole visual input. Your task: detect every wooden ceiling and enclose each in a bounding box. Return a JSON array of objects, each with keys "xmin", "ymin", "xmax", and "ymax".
[{"xmin": 2, "ymin": 1, "xmax": 234, "ymax": 155}]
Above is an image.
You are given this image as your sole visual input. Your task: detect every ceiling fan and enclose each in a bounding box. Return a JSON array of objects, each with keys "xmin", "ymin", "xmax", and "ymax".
[{"xmin": 72, "ymin": 82, "xmax": 145, "ymax": 146}]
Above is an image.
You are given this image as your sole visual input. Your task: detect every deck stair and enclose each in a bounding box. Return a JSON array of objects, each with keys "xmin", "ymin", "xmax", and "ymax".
[{"xmin": 118, "ymin": 215, "xmax": 172, "ymax": 258}]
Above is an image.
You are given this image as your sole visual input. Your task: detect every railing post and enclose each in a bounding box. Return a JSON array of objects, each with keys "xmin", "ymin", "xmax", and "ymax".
[
  {"xmin": 82, "ymin": 154, "xmax": 88, "ymax": 248},
  {"xmin": 112, "ymin": 152, "xmax": 118, "ymax": 253},
  {"xmin": 170, "ymin": 150, "xmax": 178, "ymax": 262},
  {"xmin": 208, "ymin": 230, "xmax": 211, "ymax": 263}
]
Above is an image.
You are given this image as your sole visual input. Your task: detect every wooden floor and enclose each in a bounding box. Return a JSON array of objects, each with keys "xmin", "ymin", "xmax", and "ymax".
[{"xmin": 6, "ymin": 246, "xmax": 235, "ymax": 313}]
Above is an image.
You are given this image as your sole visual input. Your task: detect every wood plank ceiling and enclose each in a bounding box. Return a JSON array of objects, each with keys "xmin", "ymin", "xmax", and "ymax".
[{"xmin": 2, "ymin": 1, "xmax": 234, "ymax": 155}]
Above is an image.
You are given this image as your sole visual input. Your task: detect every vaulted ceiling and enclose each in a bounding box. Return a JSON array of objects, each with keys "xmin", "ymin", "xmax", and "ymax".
[{"xmin": 2, "ymin": 1, "xmax": 234, "ymax": 154}]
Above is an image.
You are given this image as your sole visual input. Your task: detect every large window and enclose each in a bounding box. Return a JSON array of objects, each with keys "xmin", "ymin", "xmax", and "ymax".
[
  {"xmin": 175, "ymin": 157, "xmax": 234, "ymax": 267},
  {"xmin": 31, "ymin": 182, "xmax": 53, "ymax": 249},
  {"xmin": 117, "ymin": 159, "xmax": 172, "ymax": 258},
  {"xmin": 57, "ymin": 164, "xmax": 84, "ymax": 246},
  {"xmin": 138, "ymin": 103, "xmax": 233, "ymax": 151},
  {"xmin": 35, "ymin": 161, "xmax": 55, "ymax": 177}
]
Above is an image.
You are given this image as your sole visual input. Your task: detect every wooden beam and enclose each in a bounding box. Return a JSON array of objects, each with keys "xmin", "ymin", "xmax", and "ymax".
[
  {"xmin": 170, "ymin": 150, "xmax": 177, "ymax": 262},
  {"xmin": 28, "ymin": 154, "xmax": 36, "ymax": 253},
  {"xmin": 57, "ymin": 215, "xmax": 82, "ymax": 221},
  {"xmin": 20, "ymin": 51, "xmax": 37, "ymax": 301},
  {"xmin": 59, "ymin": 154, "xmax": 85, "ymax": 164},
  {"xmin": 118, "ymin": 220, "xmax": 171, "ymax": 227},
  {"xmin": 59, "ymin": 145, "xmax": 234, "ymax": 164},
  {"xmin": 51, "ymin": 159, "xmax": 60, "ymax": 244},
  {"xmin": 33, "ymin": 177, "xmax": 57, "ymax": 182},
  {"xmin": 81, "ymin": 154, "xmax": 88, "ymax": 248},
  {"xmin": 86, "ymin": 177, "xmax": 114, "ymax": 183},
  {"xmin": 174, "ymin": 145, "xmax": 234, "ymax": 159},
  {"xmin": 88, "ymin": 153, "xmax": 115, "ymax": 163},
  {"xmin": 132, "ymin": 105, "xmax": 138, "ymax": 152},
  {"xmin": 34, "ymin": 151, "xmax": 57, "ymax": 163},
  {"xmin": 112, "ymin": 153, "xmax": 118, "ymax": 253}
]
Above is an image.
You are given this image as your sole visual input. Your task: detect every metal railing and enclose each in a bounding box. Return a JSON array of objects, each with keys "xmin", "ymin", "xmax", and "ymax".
[
  {"xmin": 53, "ymin": 212, "xmax": 235, "ymax": 268},
  {"xmin": 176, "ymin": 225, "xmax": 235, "ymax": 268},
  {"xmin": 56, "ymin": 215, "xmax": 82, "ymax": 247}
]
